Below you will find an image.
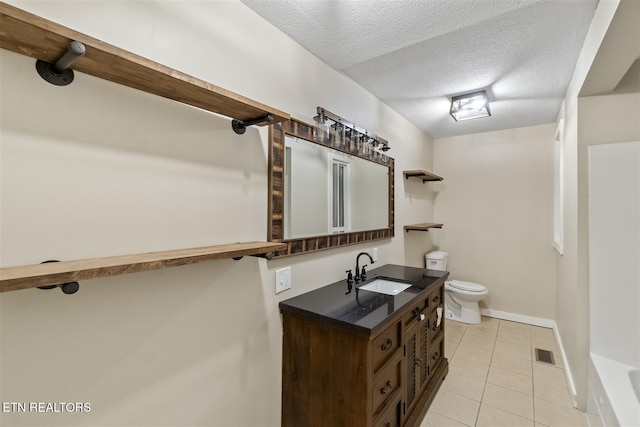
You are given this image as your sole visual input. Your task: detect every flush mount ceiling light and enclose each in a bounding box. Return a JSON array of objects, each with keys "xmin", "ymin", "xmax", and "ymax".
[{"xmin": 449, "ymin": 90, "xmax": 491, "ymax": 122}]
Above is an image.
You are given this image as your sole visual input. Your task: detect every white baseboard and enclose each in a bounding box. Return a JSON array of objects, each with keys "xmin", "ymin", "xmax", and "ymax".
[
  {"xmin": 479, "ymin": 309, "xmax": 579, "ymax": 407},
  {"xmin": 479, "ymin": 308, "xmax": 555, "ymax": 328},
  {"xmin": 553, "ymin": 321, "xmax": 579, "ymax": 407}
]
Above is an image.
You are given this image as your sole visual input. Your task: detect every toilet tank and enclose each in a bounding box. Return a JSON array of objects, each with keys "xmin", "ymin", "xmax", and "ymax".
[{"xmin": 426, "ymin": 251, "xmax": 448, "ymax": 270}]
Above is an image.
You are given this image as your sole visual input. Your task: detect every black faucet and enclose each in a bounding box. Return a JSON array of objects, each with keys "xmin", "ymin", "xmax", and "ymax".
[{"xmin": 354, "ymin": 251, "xmax": 375, "ymax": 284}]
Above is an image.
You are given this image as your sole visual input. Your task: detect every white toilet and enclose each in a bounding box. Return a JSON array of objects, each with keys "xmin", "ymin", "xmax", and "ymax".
[{"xmin": 425, "ymin": 251, "xmax": 488, "ymax": 324}]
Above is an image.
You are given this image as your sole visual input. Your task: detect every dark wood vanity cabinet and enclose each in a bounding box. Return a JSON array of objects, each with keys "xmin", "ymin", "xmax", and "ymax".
[
  {"xmin": 403, "ymin": 284, "xmax": 446, "ymax": 422},
  {"xmin": 280, "ymin": 270, "xmax": 447, "ymax": 427}
]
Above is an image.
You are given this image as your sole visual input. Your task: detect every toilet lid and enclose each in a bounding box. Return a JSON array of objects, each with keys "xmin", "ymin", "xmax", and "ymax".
[{"xmin": 448, "ymin": 280, "xmax": 486, "ymax": 292}]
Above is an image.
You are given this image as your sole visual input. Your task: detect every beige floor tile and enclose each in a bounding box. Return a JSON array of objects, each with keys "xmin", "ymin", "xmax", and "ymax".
[
  {"xmin": 476, "ymin": 403, "xmax": 534, "ymax": 426},
  {"xmin": 533, "ymin": 363, "xmax": 567, "ymax": 386},
  {"xmin": 491, "ymin": 352, "xmax": 533, "ymax": 376},
  {"xmin": 550, "ymin": 352, "xmax": 564, "ymax": 369},
  {"xmin": 419, "ymin": 317, "xmax": 587, "ymax": 427},
  {"xmin": 445, "ymin": 339, "xmax": 458, "ymax": 359},
  {"xmin": 465, "ymin": 326, "xmax": 499, "ymax": 339},
  {"xmin": 421, "ymin": 410, "xmax": 469, "ymax": 427},
  {"xmin": 465, "ymin": 317, "xmax": 499, "ymax": 334},
  {"xmin": 446, "ymin": 319, "xmax": 468, "ymax": 335},
  {"xmin": 441, "ymin": 371, "xmax": 486, "ymax": 401},
  {"xmin": 460, "ymin": 333, "xmax": 496, "ymax": 353},
  {"xmin": 487, "ymin": 365, "xmax": 533, "ymax": 395},
  {"xmin": 530, "ymin": 325, "xmax": 555, "ymax": 340},
  {"xmin": 534, "ymin": 377, "xmax": 572, "ymax": 407},
  {"xmin": 534, "ymin": 398, "xmax": 588, "ymax": 427},
  {"xmin": 498, "ymin": 330, "xmax": 532, "ymax": 347},
  {"xmin": 482, "ymin": 382, "xmax": 534, "ymax": 420},
  {"xmin": 430, "ymin": 390, "xmax": 480, "ymax": 427},
  {"xmin": 468, "ymin": 318, "xmax": 499, "ymax": 329},
  {"xmin": 531, "ymin": 333, "xmax": 557, "ymax": 349},
  {"xmin": 500, "ymin": 320, "xmax": 531, "ymax": 335},
  {"xmin": 449, "ymin": 356, "xmax": 490, "ymax": 381},
  {"xmin": 494, "ymin": 340, "xmax": 532, "ymax": 361},
  {"xmin": 447, "ymin": 328, "xmax": 465, "ymax": 344},
  {"xmin": 479, "ymin": 316, "xmax": 500, "ymax": 326},
  {"xmin": 454, "ymin": 343, "xmax": 493, "ymax": 365}
]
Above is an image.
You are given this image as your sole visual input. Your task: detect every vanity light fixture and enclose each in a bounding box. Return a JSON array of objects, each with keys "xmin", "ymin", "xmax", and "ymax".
[
  {"xmin": 313, "ymin": 111, "xmax": 328, "ymax": 141},
  {"xmin": 314, "ymin": 107, "xmax": 391, "ymax": 154},
  {"xmin": 449, "ymin": 90, "xmax": 491, "ymax": 122}
]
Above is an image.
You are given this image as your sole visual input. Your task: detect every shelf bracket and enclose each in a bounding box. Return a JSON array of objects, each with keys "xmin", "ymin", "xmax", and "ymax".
[
  {"xmin": 404, "ymin": 224, "xmax": 443, "ymax": 233},
  {"xmin": 404, "ymin": 173, "xmax": 429, "ymax": 183},
  {"xmin": 36, "ymin": 41, "xmax": 86, "ymax": 86},
  {"xmin": 231, "ymin": 114, "xmax": 274, "ymax": 135},
  {"xmin": 36, "ymin": 260, "xmax": 79, "ymax": 294},
  {"xmin": 232, "ymin": 252, "xmax": 275, "ymax": 261}
]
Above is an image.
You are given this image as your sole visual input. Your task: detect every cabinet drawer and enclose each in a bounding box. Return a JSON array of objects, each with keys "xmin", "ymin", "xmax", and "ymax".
[
  {"xmin": 372, "ymin": 321, "xmax": 401, "ymax": 372},
  {"xmin": 428, "ymin": 309, "xmax": 444, "ymax": 343},
  {"xmin": 403, "ymin": 297, "xmax": 428, "ymax": 326},
  {"xmin": 427, "ymin": 286, "xmax": 443, "ymax": 313},
  {"xmin": 372, "ymin": 359, "xmax": 401, "ymax": 417},
  {"xmin": 429, "ymin": 337, "xmax": 445, "ymax": 373},
  {"xmin": 373, "ymin": 396, "xmax": 401, "ymax": 427}
]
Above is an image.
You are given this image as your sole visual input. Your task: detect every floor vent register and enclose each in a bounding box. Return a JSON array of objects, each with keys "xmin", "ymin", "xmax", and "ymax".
[{"xmin": 535, "ymin": 348, "xmax": 555, "ymax": 365}]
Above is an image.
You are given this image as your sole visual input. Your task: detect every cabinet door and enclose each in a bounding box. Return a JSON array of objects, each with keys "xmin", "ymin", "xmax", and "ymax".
[
  {"xmin": 404, "ymin": 308, "xmax": 430, "ymax": 418},
  {"xmin": 418, "ymin": 310, "xmax": 431, "ymax": 390},
  {"xmin": 404, "ymin": 320, "xmax": 418, "ymax": 415}
]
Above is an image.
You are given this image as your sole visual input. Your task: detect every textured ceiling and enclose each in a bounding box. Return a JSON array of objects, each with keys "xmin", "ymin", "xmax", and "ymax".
[{"xmin": 241, "ymin": 0, "xmax": 599, "ymax": 138}]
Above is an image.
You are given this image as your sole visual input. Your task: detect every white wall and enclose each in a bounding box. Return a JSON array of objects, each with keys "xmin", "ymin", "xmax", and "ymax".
[
  {"xmin": 0, "ymin": 1, "xmax": 436, "ymax": 426},
  {"xmin": 554, "ymin": 0, "xmax": 618, "ymax": 409},
  {"xmin": 555, "ymin": 0, "xmax": 639, "ymax": 409},
  {"xmin": 433, "ymin": 124, "xmax": 556, "ymax": 320},
  {"xmin": 588, "ymin": 140, "xmax": 639, "ymax": 367}
]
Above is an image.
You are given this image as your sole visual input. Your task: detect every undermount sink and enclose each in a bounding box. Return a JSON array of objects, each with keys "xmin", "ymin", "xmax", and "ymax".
[{"xmin": 358, "ymin": 279, "xmax": 411, "ymax": 296}]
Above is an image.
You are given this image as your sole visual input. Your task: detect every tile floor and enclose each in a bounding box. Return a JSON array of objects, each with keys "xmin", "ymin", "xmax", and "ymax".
[{"xmin": 420, "ymin": 317, "xmax": 589, "ymax": 427}]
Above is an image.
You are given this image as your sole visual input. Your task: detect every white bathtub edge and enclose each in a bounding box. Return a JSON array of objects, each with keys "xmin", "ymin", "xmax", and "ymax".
[
  {"xmin": 589, "ymin": 356, "xmax": 617, "ymax": 427},
  {"xmin": 590, "ymin": 353, "xmax": 640, "ymax": 427}
]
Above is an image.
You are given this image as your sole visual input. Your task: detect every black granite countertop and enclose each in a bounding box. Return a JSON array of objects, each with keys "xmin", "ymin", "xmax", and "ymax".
[{"xmin": 279, "ymin": 264, "xmax": 448, "ymax": 335}]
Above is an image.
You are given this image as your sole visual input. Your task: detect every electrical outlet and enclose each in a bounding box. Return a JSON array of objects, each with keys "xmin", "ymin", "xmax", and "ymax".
[
  {"xmin": 275, "ymin": 267, "xmax": 292, "ymax": 294},
  {"xmin": 373, "ymin": 248, "xmax": 378, "ymax": 262}
]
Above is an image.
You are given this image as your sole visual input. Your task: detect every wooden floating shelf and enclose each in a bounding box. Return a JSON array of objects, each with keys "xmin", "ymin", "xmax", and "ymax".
[
  {"xmin": 403, "ymin": 170, "xmax": 443, "ymax": 182},
  {"xmin": 404, "ymin": 223, "xmax": 444, "ymax": 233},
  {"xmin": 0, "ymin": 241, "xmax": 287, "ymax": 293},
  {"xmin": 0, "ymin": 2, "xmax": 289, "ymax": 126}
]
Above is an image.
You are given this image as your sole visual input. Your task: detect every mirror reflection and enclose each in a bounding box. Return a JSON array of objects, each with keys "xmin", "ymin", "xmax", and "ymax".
[{"xmin": 284, "ymin": 135, "xmax": 389, "ymax": 239}]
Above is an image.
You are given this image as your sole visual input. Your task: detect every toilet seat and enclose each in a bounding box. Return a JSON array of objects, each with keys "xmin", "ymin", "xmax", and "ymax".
[{"xmin": 447, "ymin": 280, "xmax": 486, "ymax": 293}]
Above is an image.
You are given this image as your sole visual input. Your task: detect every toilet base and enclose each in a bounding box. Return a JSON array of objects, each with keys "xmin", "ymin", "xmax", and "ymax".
[{"xmin": 445, "ymin": 293, "xmax": 482, "ymax": 324}]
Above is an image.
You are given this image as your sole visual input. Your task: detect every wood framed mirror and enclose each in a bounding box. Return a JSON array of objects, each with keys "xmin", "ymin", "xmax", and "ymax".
[{"xmin": 268, "ymin": 117, "xmax": 394, "ymax": 257}]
